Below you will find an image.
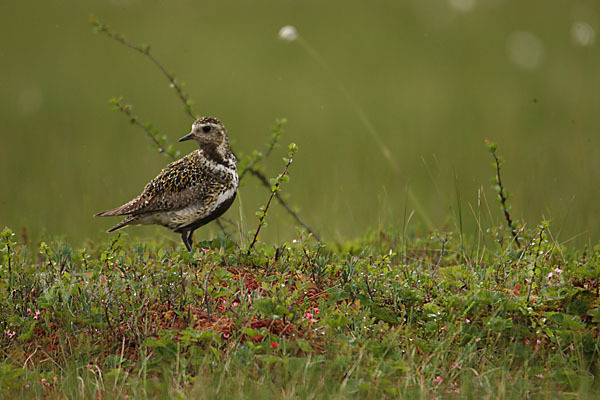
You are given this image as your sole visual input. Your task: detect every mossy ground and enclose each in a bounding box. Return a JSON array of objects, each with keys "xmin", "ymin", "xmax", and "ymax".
[{"xmin": 1, "ymin": 225, "xmax": 599, "ymax": 399}]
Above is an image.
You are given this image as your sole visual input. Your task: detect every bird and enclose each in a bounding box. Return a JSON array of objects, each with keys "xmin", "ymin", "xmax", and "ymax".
[{"xmin": 95, "ymin": 116, "xmax": 238, "ymax": 251}]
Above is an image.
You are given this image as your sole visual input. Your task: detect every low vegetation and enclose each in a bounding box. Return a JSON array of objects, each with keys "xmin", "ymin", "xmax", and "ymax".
[{"xmin": 1, "ymin": 221, "xmax": 599, "ymax": 398}]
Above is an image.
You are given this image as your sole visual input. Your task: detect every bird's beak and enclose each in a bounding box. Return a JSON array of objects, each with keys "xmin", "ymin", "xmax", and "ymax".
[{"xmin": 178, "ymin": 131, "xmax": 195, "ymax": 142}]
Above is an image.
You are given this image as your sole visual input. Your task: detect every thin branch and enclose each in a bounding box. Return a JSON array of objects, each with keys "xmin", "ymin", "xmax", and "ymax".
[
  {"xmin": 239, "ymin": 119, "xmax": 285, "ymax": 181},
  {"xmin": 247, "ymin": 156, "xmax": 294, "ymax": 255},
  {"xmin": 431, "ymin": 236, "xmax": 448, "ymax": 279},
  {"xmin": 103, "ymin": 300, "xmax": 117, "ymax": 338},
  {"xmin": 110, "ymin": 98, "xmax": 178, "ymax": 159},
  {"xmin": 364, "ymin": 275, "xmax": 375, "ymax": 303},
  {"xmin": 91, "ymin": 16, "xmax": 196, "ymax": 120},
  {"xmin": 487, "ymin": 141, "xmax": 521, "ymax": 248},
  {"xmin": 493, "ymin": 152, "xmax": 520, "ymax": 247},
  {"xmin": 248, "ymin": 169, "xmax": 320, "ymax": 241}
]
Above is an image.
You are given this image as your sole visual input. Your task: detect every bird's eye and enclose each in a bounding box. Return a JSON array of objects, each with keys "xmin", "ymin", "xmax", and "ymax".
[{"xmin": 202, "ymin": 125, "xmax": 211, "ymax": 133}]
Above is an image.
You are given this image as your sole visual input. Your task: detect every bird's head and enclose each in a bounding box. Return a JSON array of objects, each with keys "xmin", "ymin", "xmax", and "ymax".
[{"xmin": 178, "ymin": 116, "xmax": 229, "ymax": 147}]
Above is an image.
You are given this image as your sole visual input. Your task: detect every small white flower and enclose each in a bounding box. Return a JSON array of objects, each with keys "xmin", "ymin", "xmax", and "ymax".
[
  {"xmin": 279, "ymin": 25, "xmax": 298, "ymax": 42},
  {"xmin": 448, "ymin": 0, "xmax": 476, "ymax": 13},
  {"xmin": 572, "ymin": 22, "xmax": 595, "ymax": 47}
]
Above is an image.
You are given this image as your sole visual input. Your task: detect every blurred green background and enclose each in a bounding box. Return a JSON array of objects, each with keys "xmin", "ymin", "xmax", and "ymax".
[{"xmin": 1, "ymin": 0, "xmax": 599, "ymax": 246}]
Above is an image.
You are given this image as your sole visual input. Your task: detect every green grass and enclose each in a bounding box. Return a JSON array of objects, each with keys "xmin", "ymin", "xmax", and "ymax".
[{"xmin": 2, "ymin": 222, "xmax": 599, "ymax": 399}]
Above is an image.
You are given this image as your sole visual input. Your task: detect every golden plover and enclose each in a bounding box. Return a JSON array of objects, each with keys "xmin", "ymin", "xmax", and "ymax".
[{"xmin": 96, "ymin": 116, "xmax": 238, "ymax": 251}]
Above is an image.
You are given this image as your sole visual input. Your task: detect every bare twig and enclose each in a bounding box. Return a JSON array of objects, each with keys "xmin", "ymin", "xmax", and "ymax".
[
  {"xmin": 103, "ymin": 300, "xmax": 117, "ymax": 338},
  {"xmin": 110, "ymin": 98, "xmax": 178, "ymax": 159},
  {"xmin": 239, "ymin": 119, "xmax": 285, "ymax": 181},
  {"xmin": 364, "ymin": 275, "xmax": 375, "ymax": 303},
  {"xmin": 91, "ymin": 16, "xmax": 196, "ymax": 119},
  {"xmin": 431, "ymin": 236, "xmax": 448, "ymax": 279}
]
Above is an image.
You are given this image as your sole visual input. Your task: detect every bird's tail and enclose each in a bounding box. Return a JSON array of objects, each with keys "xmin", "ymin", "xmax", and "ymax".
[
  {"xmin": 95, "ymin": 194, "xmax": 144, "ymax": 217},
  {"xmin": 105, "ymin": 215, "xmax": 137, "ymax": 233},
  {"xmin": 95, "ymin": 209, "xmax": 119, "ymax": 217},
  {"xmin": 95, "ymin": 204, "xmax": 129, "ymax": 217}
]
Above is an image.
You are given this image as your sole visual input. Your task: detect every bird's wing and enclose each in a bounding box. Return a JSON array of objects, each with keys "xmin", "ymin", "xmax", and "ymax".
[
  {"xmin": 96, "ymin": 154, "xmax": 208, "ymax": 217},
  {"xmin": 129, "ymin": 155, "xmax": 219, "ymax": 215}
]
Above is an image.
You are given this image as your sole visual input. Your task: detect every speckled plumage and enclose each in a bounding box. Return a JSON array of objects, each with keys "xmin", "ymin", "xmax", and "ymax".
[{"xmin": 96, "ymin": 117, "xmax": 238, "ymax": 251}]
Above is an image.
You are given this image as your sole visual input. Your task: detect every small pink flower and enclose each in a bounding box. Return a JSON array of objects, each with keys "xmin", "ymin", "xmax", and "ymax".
[
  {"xmin": 5, "ymin": 330, "xmax": 16, "ymax": 338},
  {"xmin": 535, "ymin": 374, "xmax": 544, "ymax": 379},
  {"xmin": 547, "ymin": 272, "xmax": 553, "ymax": 280},
  {"xmin": 305, "ymin": 312, "xmax": 314, "ymax": 319},
  {"xmin": 475, "ymin": 338, "xmax": 481, "ymax": 342},
  {"xmin": 568, "ymin": 343, "xmax": 574, "ymax": 351},
  {"xmin": 270, "ymin": 342, "xmax": 278, "ymax": 349},
  {"xmin": 201, "ymin": 248, "xmax": 211, "ymax": 253},
  {"xmin": 465, "ymin": 318, "xmax": 471, "ymax": 324},
  {"xmin": 232, "ymin": 302, "xmax": 239, "ymax": 307},
  {"xmin": 27, "ymin": 308, "xmax": 32, "ymax": 314},
  {"xmin": 434, "ymin": 376, "xmax": 443, "ymax": 384},
  {"xmin": 53, "ymin": 376, "xmax": 58, "ymax": 382},
  {"xmin": 223, "ymin": 333, "xmax": 230, "ymax": 339},
  {"xmin": 314, "ymin": 307, "xmax": 320, "ymax": 314},
  {"xmin": 310, "ymin": 318, "xmax": 317, "ymax": 323},
  {"xmin": 24, "ymin": 383, "xmax": 30, "ymax": 388},
  {"xmin": 554, "ymin": 267, "xmax": 563, "ymax": 275},
  {"xmin": 34, "ymin": 310, "xmax": 41, "ymax": 320},
  {"xmin": 41, "ymin": 378, "xmax": 47, "ymax": 384},
  {"xmin": 525, "ymin": 339, "xmax": 530, "ymax": 345}
]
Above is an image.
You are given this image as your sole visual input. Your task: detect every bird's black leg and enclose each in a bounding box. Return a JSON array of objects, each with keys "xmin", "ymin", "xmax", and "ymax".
[
  {"xmin": 187, "ymin": 230, "xmax": 195, "ymax": 251},
  {"xmin": 181, "ymin": 231, "xmax": 192, "ymax": 252}
]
